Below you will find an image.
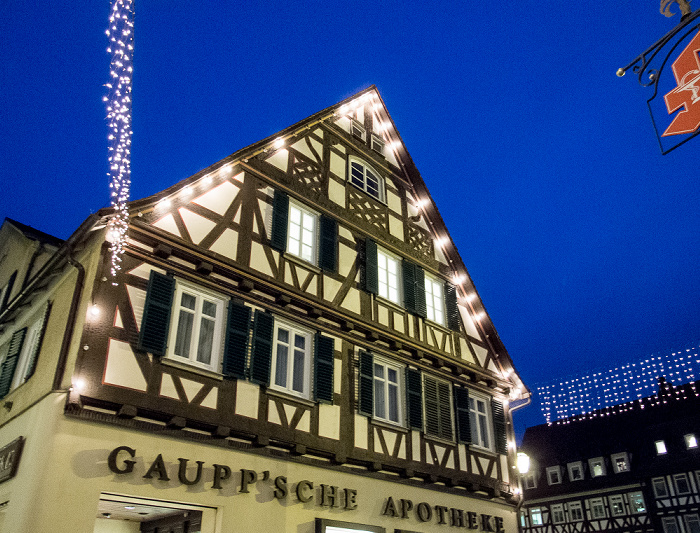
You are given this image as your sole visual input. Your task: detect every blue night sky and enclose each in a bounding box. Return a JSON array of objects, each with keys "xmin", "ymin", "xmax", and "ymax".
[{"xmin": 2, "ymin": 2, "xmax": 699, "ymax": 436}]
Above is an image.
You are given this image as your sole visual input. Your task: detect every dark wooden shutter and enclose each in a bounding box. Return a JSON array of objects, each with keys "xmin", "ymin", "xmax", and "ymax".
[
  {"xmin": 363, "ymin": 239, "xmax": 378, "ymax": 294},
  {"xmin": 405, "ymin": 368, "xmax": 423, "ymax": 430},
  {"xmin": 445, "ymin": 282, "xmax": 460, "ymax": 332},
  {"xmin": 424, "ymin": 376, "xmax": 453, "ymax": 440},
  {"xmin": 1, "ymin": 271, "xmax": 17, "ymax": 311},
  {"xmin": 270, "ymin": 190, "xmax": 289, "ymax": 252},
  {"xmin": 138, "ymin": 271, "xmax": 175, "ymax": 356},
  {"xmin": 403, "ymin": 261, "xmax": 426, "ymax": 318},
  {"xmin": 249, "ymin": 310, "xmax": 273, "ymax": 386},
  {"xmin": 0, "ymin": 328, "xmax": 26, "ymax": 399},
  {"xmin": 314, "ymin": 333, "xmax": 334, "ymax": 403},
  {"xmin": 318, "ymin": 215, "xmax": 338, "ymax": 272},
  {"xmin": 492, "ymin": 399, "xmax": 507, "ymax": 454},
  {"xmin": 358, "ymin": 351, "xmax": 374, "ymax": 416},
  {"xmin": 24, "ymin": 302, "xmax": 52, "ymax": 380},
  {"xmin": 454, "ymin": 387, "xmax": 472, "ymax": 444},
  {"xmin": 222, "ymin": 300, "xmax": 251, "ymax": 379},
  {"xmin": 437, "ymin": 380, "xmax": 453, "ymax": 440}
]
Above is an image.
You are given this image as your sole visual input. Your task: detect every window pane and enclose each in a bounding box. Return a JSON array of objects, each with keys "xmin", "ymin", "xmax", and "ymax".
[
  {"xmin": 174, "ymin": 310, "xmax": 194, "ymax": 358},
  {"xmin": 479, "ymin": 414, "xmax": 489, "ymax": 448},
  {"xmin": 374, "ymin": 379, "xmax": 386, "ymax": 419},
  {"xmin": 388, "ymin": 383, "xmax": 399, "ymax": 422},
  {"xmin": 374, "ymin": 364, "xmax": 384, "ymax": 379},
  {"xmin": 202, "ymin": 300, "xmax": 217, "ymax": 318},
  {"xmin": 196, "ymin": 317, "xmax": 215, "ymax": 364},
  {"xmin": 275, "ymin": 344, "xmax": 288, "ymax": 388},
  {"xmin": 292, "ymin": 347, "xmax": 305, "ymax": 392},
  {"xmin": 181, "ymin": 293, "xmax": 196, "ymax": 310}
]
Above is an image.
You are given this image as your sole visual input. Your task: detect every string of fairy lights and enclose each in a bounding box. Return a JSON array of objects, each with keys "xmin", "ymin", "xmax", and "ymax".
[
  {"xmin": 104, "ymin": 0, "xmax": 134, "ymax": 279},
  {"xmin": 537, "ymin": 344, "xmax": 700, "ymax": 424}
]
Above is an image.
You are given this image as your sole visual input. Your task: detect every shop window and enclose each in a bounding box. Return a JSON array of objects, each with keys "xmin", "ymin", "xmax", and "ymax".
[
  {"xmin": 568, "ymin": 461, "xmax": 584, "ymax": 481},
  {"xmin": 377, "ymin": 248, "xmax": 401, "ymax": 305},
  {"xmin": 590, "ymin": 498, "xmax": 606, "ymax": 519},
  {"xmin": 569, "ymin": 501, "xmax": 583, "ymax": 521},
  {"xmin": 685, "ymin": 514, "xmax": 700, "ymax": 533},
  {"xmin": 424, "ymin": 273, "xmax": 445, "ymax": 326},
  {"xmin": 609, "ymin": 495, "xmax": 625, "ymax": 516},
  {"xmin": 546, "ymin": 466, "xmax": 562, "ymax": 485},
  {"xmin": 372, "ymin": 357, "xmax": 403, "ymax": 425},
  {"xmin": 271, "ymin": 320, "xmax": 313, "ymax": 399},
  {"xmin": 663, "ymin": 517, "xmax": 680, "ymax": 533},
  {"xmin": 653, "ymin": 477, "xmax": 669, "ymax": 498},
  {"xmin": 685, "ymin": 434, "xmax": 698, "ymax": 449},
  {"xmin": 674, "ymin": 473, "xmax": 691, "ymax": 495},
  {"xmin": 316, "ymin": 517, "xmax": 385, "ymax": 533},
  {"xmin": 629, "ymin": 491, "xmax": 646, "ymax": 513},
  {"xmin": 656, "ymin": 440, "xmax": 668, "ymax": 455},
  {"xmin": 551, "ymin": 504, "xmax": 565, "ymax": 524},
  {"xmin": 530, "ymin": 508, "xmax": 543, "ymax": 526},
  {"xmin": 589, "ymin": 457, "xmax": 606, "ymax": 477},
  {"xmin": 349, "ymin": 158, "xmax": 384, "ymax": 202},
  {"xmin": 611, "ymin": 452, "xmax": 629, "ymax": 473}
]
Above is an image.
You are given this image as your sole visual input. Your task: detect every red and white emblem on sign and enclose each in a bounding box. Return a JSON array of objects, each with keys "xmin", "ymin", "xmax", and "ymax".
[{"xmin": 663, "ymin": 30, "xmax": 700, "ymax": 136}]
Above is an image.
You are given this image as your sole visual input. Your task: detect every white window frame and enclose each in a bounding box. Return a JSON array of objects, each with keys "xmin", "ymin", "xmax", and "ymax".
[
  {"xmin": 372, "ymin": 356, "xmax": 403, "ymax": 426},
  {"xmin": 589, "ymin": 457, "xmax": 606, "ymax": 477},
  {"xmin": 348, "ymin": 158, "xmax": 385, "ymax": 202},
  {"xmin": 167, "ymin": 281, "xmax": 226, "ymax": 373},
  {"xmin": 546, "ymin": 466, "xmax": 562, "ymax": 485},
  {"xmin": 424, "ymin": 273, "xmax": 445, "ymax": 326},
  {"xmin": 350, "ymin": 118, "xmax": 366, "ymax": 140},
  {"xmin": 11, "ymin": 305, "xmax": 48, "ymax": 390},
  {"xmin": 568, "ymin": 501, "xmax": 583, "ymax": 522},
  {"xmin": 468, "ymin": 391, "xmax": 493, "ymax": 450},
  {"xmin": 656, "ymin": 440, "xmax": 668, "ymax": 455},
  {"xmin": 673, "ymin": 473, "xmax": 691, "ymax": 495},
  {"xmin": 287, "ymin": 201, "xmax": 318, "ymax": 265},
  {"xmin": 628, "ymin": 491, "xmax": 645, "ymax": 514},
  {"xmin": 611, "ymin": 452, "xmax": 630, "ymax": 473},
  {"xmin": 551, "ymin": 504, "xmax": 565, "ymax": 524},
  {"xmin": 652, "ymin": 476, "xmax": 668, "ymax": 498},
  {"xmin": 270, "ymin": 319, "xmax": 313, "ymax": 399},
  {"xmin": 684, "ymin": 514, "xmax": 700, "ymax": 533},
  {"xmin": 530, "ymin": 508, "xmax": 543, "ymax": 526},
  {"xmin": 590, "ymin": 498, "xmax": 606, "ymax": 519},
  {"xmin": 376, "ymin": 248, "xmax": 401, "ymax": 305},
  {"xmin": 685, "ymin": 434, "xmax": 698, "ymax": 449},
  {"xmin": 663, "ymin": 517, "xmax": 680, "ymax": 533},
  {"xmin": 568, "ymin": 461, "xmax": 584, "ymax": 481},
  {"xmin": 370, "ymin": 133, "xmax": 385, "ymax": 155},
  {"xmin": 523, "ymin": 473, "xmax": 537, "ymax": 489},
  {"xmin": 609, "ymin": 495, "xmax": 625, "ymax": 516}
]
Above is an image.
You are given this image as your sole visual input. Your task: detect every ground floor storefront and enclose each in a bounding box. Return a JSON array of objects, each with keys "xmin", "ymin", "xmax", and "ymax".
[{"xmin": 0, "ymin": 394, "xmax": 517, "ymax": 532}]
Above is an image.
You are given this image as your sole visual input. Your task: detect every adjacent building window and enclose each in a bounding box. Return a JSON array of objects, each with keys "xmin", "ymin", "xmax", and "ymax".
[
  {"xmin": 685, "ymin": 515, "xmax": 700, "ymax": 533},
  {"xmin": 271, "ymin": 320, "xmax": 312, "ymax": 399},
  {"xmin": 611, "ymin": 452, "xmax": 629, "ymax": 473},
  {"xmin": 546, "ymin": 466, "xmax": 562, "ymax": 485},
  {"xmin": 349, "ymin": 158, "xmax": 384, "ymax": 202},
  {"xmin": 590, "ymin": 498, "xmax": 606, "ymax": 519},
  {"xmin": 424, "ymin": 273, "xmax": 445, "ymax": 325},
  {"xmin": 663, "ymin": 517, "xmax": 680, "ymax": 533},
  {"xmin": 468, "ymin": 392, "xmax": 493, "ymax": 449},
  {"xmin": 568, "ymin": 501, "xmax": 583, "ymax": 521},
  {"xmin": 568, "ymin": 461, "xmax": 584, "ymax": 481},
  {"xmin": 423, "ymin": 374, "xmax": 453, "ymax": 440},
  {"xmin": 653, "ymin": 477, "xmax": 669, "ymax": 498},
  {"xmin": 523, "ymin": 473, "xmax": 537, "ymax": 489},
  {"xmin": 372, "ymin": 357, "xmax": 403, "ymax": 425},
  {"xmin": 629, "ymin": 491, "xmax": 646, "ymax": 513},
  {"xmin": 656, "ymin": 440, "xmax": 668, "ymax": 455},
  {"xmin": 685, "ymin": 434, "xmax": 698, "ymax": 449},
  {"xmin": 609, "ymin": 495, "xmax": 625, "ymax": 516},
  {"xmin": 674, "ymin": 473, "xmax": 691, "ymax": 495},
  {"xmin": 589, "ymin": 457, "xmax": 606, "ymax": 477},
  {"xmin": 530, "ymin": 508, "xmax": 543, "ymax": 526},
  {"xmin": 551, "ymin": 504, "xmax": 565, "ymax": 524},
  {"xmin": 376, "ymin": 248, "xmax": 401, "ymax": 305}
]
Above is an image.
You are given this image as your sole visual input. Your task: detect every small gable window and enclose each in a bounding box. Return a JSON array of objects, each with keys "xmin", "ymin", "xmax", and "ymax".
[
  {"xmin": 568, "ymin": 461, "xmax": 584, "ymax": 481},
  {"xmin": 589, "ymin": 457, "xmax": 606, "ymax": 477},
  {"xmin": 349, "ymin": 158, "xmax": 385, "ymax": 202},
  {"xmin": 611, "ymin": 452, "xmax": 629, "ymax": 473},
  {"xmin": 370, "ymin": 133, "xmax": 385, "ymax": 155},
  {"xmin": 547, "ymin": 466, "xmax": 562, "ymax": 485}
]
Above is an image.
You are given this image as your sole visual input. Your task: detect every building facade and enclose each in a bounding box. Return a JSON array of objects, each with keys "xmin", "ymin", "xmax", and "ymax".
[
  {"xmin": 519, "ymin": 379, "xmax": 700, "ymax": 533},
  {"xmin": 0, "ymin": 87, "xmax": 529, "ymax": 532}
]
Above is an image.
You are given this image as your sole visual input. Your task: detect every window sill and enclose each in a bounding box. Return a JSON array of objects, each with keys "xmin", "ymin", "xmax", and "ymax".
[
  {"xmin": 283, "ymin": 252, "xmax": 321, "ymax": 274},
  {"xmin": 369, "ymin": 419, "xmax": 408, "ymax": 433},
  {"xmin": 375, "ymin": 295, "xmax": 404, "ymax": 313},
  {"xmin": 266, "ymin": 387, "xmax": 316, "ymax": 408},
  {"xmin": 423, "ymin": 434, "xmax": 456, "ymax": 447},
  {"xmin": 160, "ymin": 357, "xmax": 223, "ymax": 381}
]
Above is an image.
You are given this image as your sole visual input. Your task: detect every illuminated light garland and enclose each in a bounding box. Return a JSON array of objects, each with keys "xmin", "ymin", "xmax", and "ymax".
[
  {"xmin": 536, "ymin": 344, "xmax": 700, "ymax": 425},
  {"xmin": 104, "ymin": 0, "xmax": 134, "ymax": 280}
]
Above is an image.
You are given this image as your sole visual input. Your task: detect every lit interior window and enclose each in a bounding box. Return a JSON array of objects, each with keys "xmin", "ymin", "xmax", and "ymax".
[
  {"xmin": 656, "ymin": 440, "xmax": 667, "ymax": 455},
  {"xmin": 685, "ymin": 434, "xmax": 698, "ymax": 449}
]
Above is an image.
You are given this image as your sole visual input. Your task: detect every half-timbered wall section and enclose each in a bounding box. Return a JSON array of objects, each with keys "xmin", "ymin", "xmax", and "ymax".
[
  {"xmin": 68, "ymin": 87, "xmax": 528, "ymax": 503},
  {"xmin": 519, "ymin": 380, "xmax": 700, "ymax": 533}
]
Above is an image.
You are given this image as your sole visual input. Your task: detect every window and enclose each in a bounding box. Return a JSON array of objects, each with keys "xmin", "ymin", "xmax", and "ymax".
[
  {"xmin": 546, "ymin": 466, "xmax": 562, "ymax": 485},
  {"xmin": 168, "ymin": 282, "xmax": 226, "ymax": 372},
  {"xmin": 530, "ymin": 508, "xmax": 543, "ymax": 526},
  {"xmin": 685, "ymin": 514, "xmax": 700, "ymax": 533},
  {"xmin": 523, "ymin": 473, "xmax": 537, "ymax": 489},
  {"xmin": 589, "ymin": 457, "xmax": 606, "ymax": 477},
  {"xmin": 551, "ymin": 504, "xmax": 565, "ymax": 524},
  {"xmin": 629, "ymin": 491, "xmax": 646, "ymax": 513},
  {"xmin": 568, "ymin": 501, "xmax": 583, "ymax": 521},
  {"xmin": 568, "ymin": 461, "xmax": 584, "ymax": 481},
  {"xmin": 609, "ymin": 495, "xmax": 625, "ymax": 516},
  {"xmin": 469, "ymin": 393, "xmax": 493, "ymax": 449},
  {"xmin": 612, "ymin": 452, "xmax": 629, "ymax": 473},
  {"xmin": 424, "ymin": 274, "xmax": 445, "ymax": 325},
  {"xmin": 423, "ymin": 375, "xmax": 453, "ymax": 440},
  {"xmin": 271, "ymin": 320, "xmax": 312, "ymax": 399},
  {"xmin": 590, "ymin": 498, "xmax": 606, "ymax": 519},
  {"xmin": 685, "ymin": 434, "xmax": 698, "ymax": 449},
  {"xmin": 376, "ymin": 248, "xmax": 401, "ymax": 305},
  {"xmin": 653, "ymin": 477, "xmax": 669, "ymax": 498},
  {"xmin": 370, "ymin": 133, "xmax": 385, "ymax": 155},
  {"xmin": 663, "ymin": 517, "xmax": 680, "ymax": 533},
  {"xmin": 656, "ymin": 440, "xmax": 668, "ymax": 454},
  {"xmin": 372, "ymin": 358, "xmax": 403, "ymax": 425},
  {"xmin": 674, "ymin": 473, "xmax": 691, "ymax": 495},
  {"xmin": 287, "ymin": 201, "xmax": 318, "ymax": 264},
  {"xmin": 349, "ymin": 159, "xmax": 384, "ymax": 202},
  {"xmin": 350, "ymin": 119, "xmax": 366, "ymax": 140}
]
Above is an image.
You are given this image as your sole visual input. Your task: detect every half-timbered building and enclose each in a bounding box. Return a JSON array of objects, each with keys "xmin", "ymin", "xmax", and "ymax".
[
  {"xmin": 519, "ymin": 379, "xmax": 700, "ymax": 533},
  {"xmin": 0, "ymin": 87, "xmax": 529, "ymax": 532}
]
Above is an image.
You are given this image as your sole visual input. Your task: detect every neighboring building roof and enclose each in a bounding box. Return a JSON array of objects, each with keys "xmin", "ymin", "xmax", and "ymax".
[{"xmin": 3, "ymin": 217, "xmax": 64, "ymax": 248}]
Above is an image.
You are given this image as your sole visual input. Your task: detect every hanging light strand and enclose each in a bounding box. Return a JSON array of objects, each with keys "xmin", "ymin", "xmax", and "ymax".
[{"xmin": 104, "ymin": 0, "xmax": 134, "ymax": 279}]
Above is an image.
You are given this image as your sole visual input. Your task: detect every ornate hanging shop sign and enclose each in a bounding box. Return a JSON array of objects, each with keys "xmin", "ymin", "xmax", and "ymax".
[{"xmin": 617, "ymin": 1, "xmax": 700, "ymax": 154}]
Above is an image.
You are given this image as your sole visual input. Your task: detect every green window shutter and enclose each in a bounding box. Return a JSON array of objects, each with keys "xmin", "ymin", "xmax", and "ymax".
[
  {"xmin": 0, "ymin": 328, "xmax": 26, "ymax": 399},
  {"xmin": 24, "ymin": 302, "xmax": 52, "ymax": 380},
  {"xmin": 318, "ymin": 215, "xmax": 338, "ymax": 272},
  {"xmin": 222, "ymin": 300, "xmax": 251, "ymax": 379},
  {"xmin": 454, "ymin": 387, "xmax": 472, "ymax": 444},
  {"xmin": 403, "ymin": 261, "xmax": 426, "ymax": 318},
  {"xmin": 313, "ymin": 333, "xmax": 334, "ymax": 403},
  {"xmin": 363, "ymin": 239, "xmax": 378, "ymax": 294},
  {"xmin": 358, "ymin": 351, "xmax": 374, "ymax": 416},
  {"xmin": 1, "ymin": 271, "xmax": 17, "ymax": 311},
  {"xmin": 437, "ymin": 380, "xmax": 453, "ymax": 440},
  {"xmin": 492, "ymin": 399, "xmax": 507, "ymax": 454},
  {"xmin": 424, "ymin": 376, "xmax": 453, "ymax": 440},
  {"xmin": 445, "ymin": 282, "xmax": 460, "ymax": 332},
  {"xmin": 249, "ymin": 310, "xmax": 273, "ymax": 386},
  {"xmin": 405, "ymin": 368, "xmax": 423, "ymax": 430},
  {"xmin": 270, "ymin": 190, "xmax": 289, "ymax": 252},
  {"xmin": 138, "ymin": 271, "xmax": 175, "ymax": 357}
]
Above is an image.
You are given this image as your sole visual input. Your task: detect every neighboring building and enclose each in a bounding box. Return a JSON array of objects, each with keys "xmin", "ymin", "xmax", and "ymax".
[
  {"xmin": 519, "ymin": 378, "xmax": 700, "ymax": 533},
  {"xmin": 0, "ymin": 86, "xmax": 529, "ymax": 532}
]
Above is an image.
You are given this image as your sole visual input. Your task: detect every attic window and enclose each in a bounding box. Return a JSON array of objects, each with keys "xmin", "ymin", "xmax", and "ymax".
[
  {"xmin": 351, "ymin": 119, "xmax": 366, "ymax": 141},
  {"xmin": 370, "ymin": 133, "xmax": 385, "ymax": 155},
  {"xmin": 349, "ymin": 158, "xmax": 385, "ymax": 202}
]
